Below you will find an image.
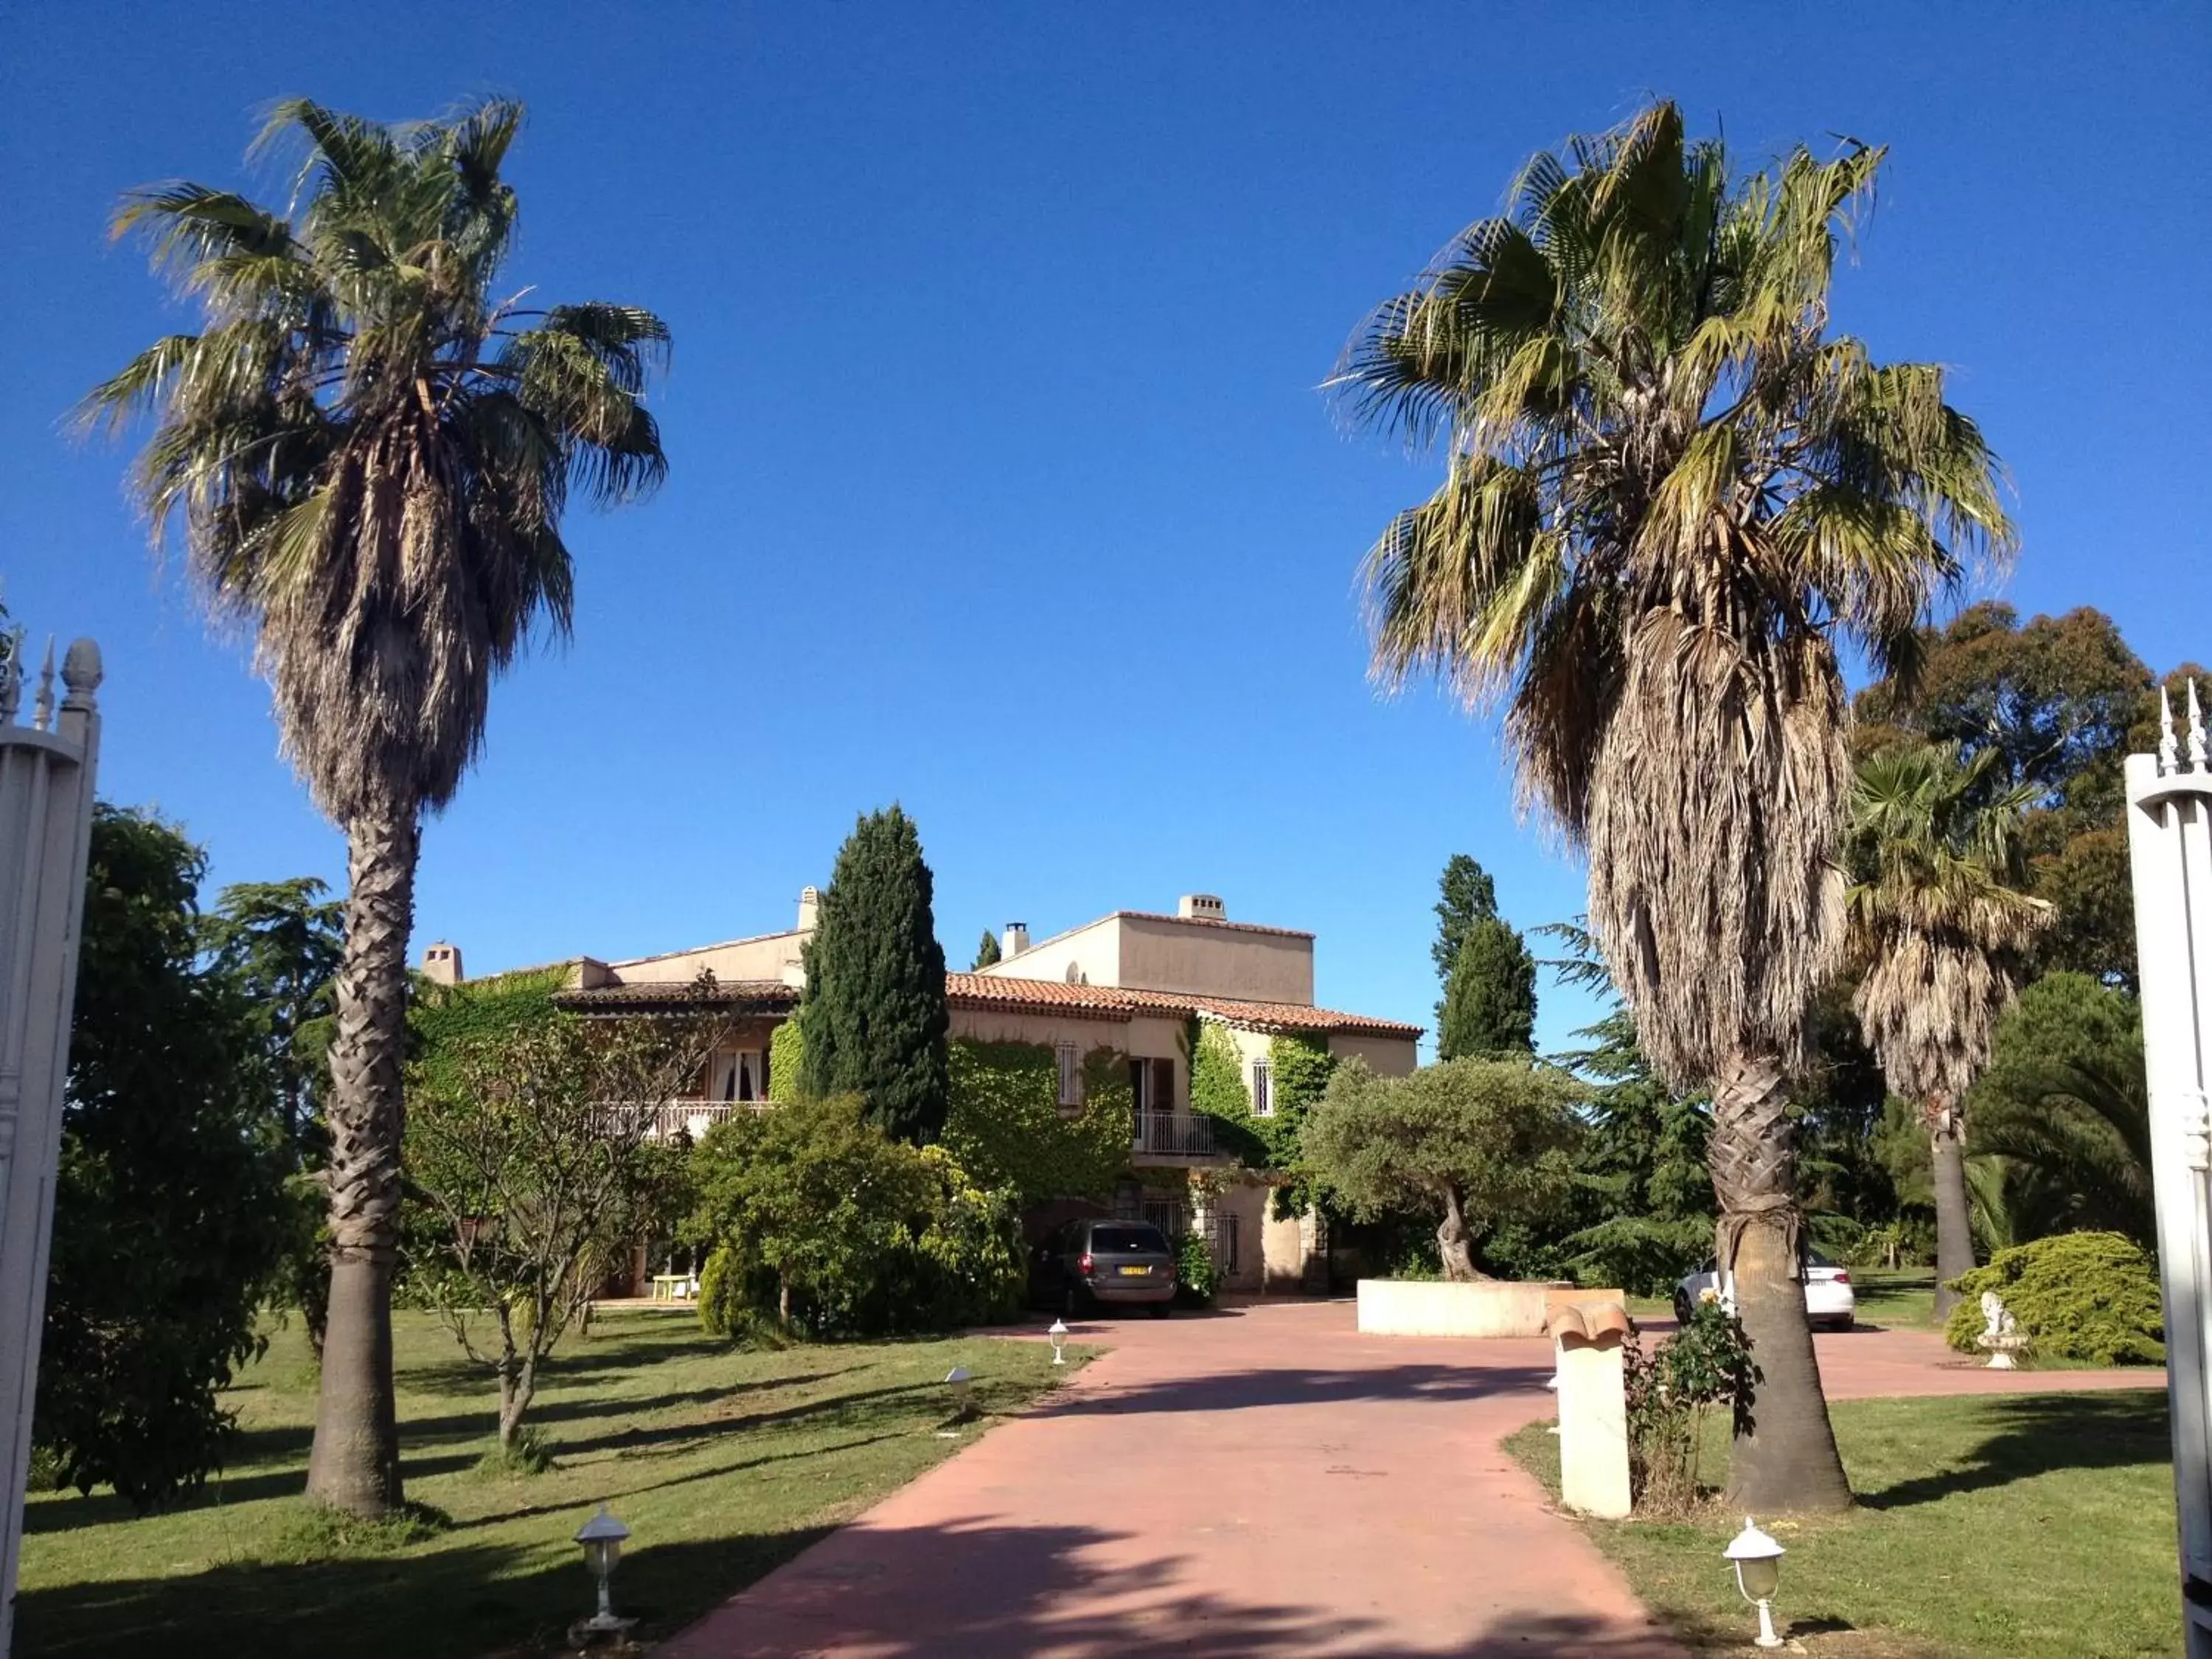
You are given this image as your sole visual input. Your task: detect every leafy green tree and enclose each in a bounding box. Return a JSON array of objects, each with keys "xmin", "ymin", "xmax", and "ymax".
[
  {"xmin": 1437, "ymin": 916, "xmax": 1537, "ymax": 1060},
  {"xmin": 202, "ymin": 877, "xmax": 344, "ymax": 1147},
  {"xmin": 39, "ymin": 807, "xmax": 298, "ymax": 1509},
  {"xmin": 686, "ymin": 1096, "xmax": 1023, "ymax": 1338},
  {"xmin": 1338, "ymin": 102, "xmax": 2010, "ymax": 1509},
  {"xmin": 1430, "ymin": 853, "xmax": 1499, "ymax": 981},
  {"xmin": 1854, "ymin": 604, "xmax": 2194, "ymax": 989},
  {"xmin": 800, "ymin": 807, "xmax": 950, "ymax": 1143},
  {"xmin": 971, "ymin": 929, "xmax": 1001, "ymax": 970},
  {"xmin": 89, "ymin": 100, "xmax": 671, "ymax": 1517},
  {"xmin": 1965, "ymin": 972, "xmax": 2151, "ymax": 1249},
  {"xmin": 1846, "ymin": 742, "xmax": 2049, "ymax": 1318},
  {"xmin": 1554, "ymin": 1010, "xmax": 1715, "ymax": 1295},
  {"xmin": 405, "ymin": 1008, "xmax": 712, "ymax": 1453},
  {"xmin": 1303, "ymin": 1057, "xmax": 1580, "ymax": 1281}
]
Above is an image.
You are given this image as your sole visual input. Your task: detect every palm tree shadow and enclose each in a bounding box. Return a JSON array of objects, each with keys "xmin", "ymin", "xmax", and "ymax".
[{"xmin": 1857, "ymin": 1391, "xmax": 2167, "ymax": 1510}]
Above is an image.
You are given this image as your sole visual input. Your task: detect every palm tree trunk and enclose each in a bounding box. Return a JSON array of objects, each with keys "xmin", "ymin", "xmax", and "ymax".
[
  {"xmin": 304, "ymin": 801, "xmax": 417, "ymax": 1515},
  {"xmin": 1927, "ymin": 1096, "xmax": 1975, "ymax": 1323},
  {"xmin": 1709, "ymin": 1051, "xmax": 1851, "ymax": 1513}
]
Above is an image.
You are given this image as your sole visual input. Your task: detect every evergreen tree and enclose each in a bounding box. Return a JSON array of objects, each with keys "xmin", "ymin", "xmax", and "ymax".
[
  {"xmin": 972, "ymin": 929, "xmax": 1001, "ymax": 970},
  {"xmin": 1430, "ymin": 853, "xmax": 1499, "ymax": 981},
  {"xmin": 800, "ymin": 807, "xmax": 950, "ymax": 1143},
  {"xmin": 1437, "ymin": 917, "xmax": 1538, "ymax": 1059}
]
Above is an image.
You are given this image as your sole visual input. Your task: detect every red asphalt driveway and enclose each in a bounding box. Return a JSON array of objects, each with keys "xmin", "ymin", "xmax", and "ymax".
[{"xmin": 657, "ymin": 1299, "xmax": 2161, "ymax": 1658}]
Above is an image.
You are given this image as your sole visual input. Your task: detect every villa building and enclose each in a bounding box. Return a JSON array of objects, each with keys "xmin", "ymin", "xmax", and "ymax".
[{"xmin": 420, "ymin": 892, "xmax": 1419, "ymax": 1295}]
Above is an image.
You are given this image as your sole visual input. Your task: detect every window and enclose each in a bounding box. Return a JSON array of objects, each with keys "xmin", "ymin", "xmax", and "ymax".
[
  {"xmin": 1251, "ymin": 1060, "xmax": 1273, "ymax": 1118},
  {"xmin": 716, "ymin": 1049, "xmax": 765, "ymax": 1102},
  {"xmin": 1056, "ymin": 1042, "xmax": 1080, "ymax": 1109}
]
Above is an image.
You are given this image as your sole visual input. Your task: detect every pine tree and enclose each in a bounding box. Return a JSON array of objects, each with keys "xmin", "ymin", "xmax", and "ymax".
[
  {"xmin": 1431, "ymin": 854, "xmax": 1499, "ymax": 981},
  {"xmin": 1437, "ymin": 917, "xmax": 1538, "ymax": 1060},
  {"xmin": 799, "ymin": 806, "xmax": 950, "ymax": 1143},
  {"xmin": 972, "ymin": 930, "xmax": 1001, "ymax": 970}
]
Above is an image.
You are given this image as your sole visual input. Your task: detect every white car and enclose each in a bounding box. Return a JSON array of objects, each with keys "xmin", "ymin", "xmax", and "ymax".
[{"xmin": 1673, "ymin": 1252, "xmax": 1855, "ymax": 1331}]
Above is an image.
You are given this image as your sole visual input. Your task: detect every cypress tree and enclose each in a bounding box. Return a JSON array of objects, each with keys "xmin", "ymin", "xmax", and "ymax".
[
  {"xmin": 972, "ymin": 929, "xmax": 1001, "ymax": 970},
  {"xmin": 799, "ymin": 806, "xmax": 950, "ymax": 1143},
  {"xmin": 1432, "ymin": 853, "xmax": 1500, "ymax": 981},
  {"xmin": 1437, "ymin": 916, "xmax": 1538, "ymax": 1060}
]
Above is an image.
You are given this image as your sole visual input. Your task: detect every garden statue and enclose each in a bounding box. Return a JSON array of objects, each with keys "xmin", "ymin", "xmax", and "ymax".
[{"xmin": 1975, "ymin": 1290, "xmax": 2027, "ymax": 1370}]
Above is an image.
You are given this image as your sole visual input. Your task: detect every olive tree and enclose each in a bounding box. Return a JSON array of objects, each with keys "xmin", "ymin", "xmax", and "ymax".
[{"xmin": 1303, "ymin": 1057, "xmax": 1580, "ymax": 1280}]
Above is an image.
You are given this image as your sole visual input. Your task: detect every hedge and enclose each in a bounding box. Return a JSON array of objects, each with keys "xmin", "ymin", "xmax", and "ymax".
[{"xmin": 1944, "ymin": 1230, "xmax": 2164, "ymax": 1366}]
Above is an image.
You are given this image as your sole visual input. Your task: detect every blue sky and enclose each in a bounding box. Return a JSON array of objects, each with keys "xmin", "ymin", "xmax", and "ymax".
[{"xmin": 4, "ymin": 3, "xmax": 2205, "ymax": 1053}]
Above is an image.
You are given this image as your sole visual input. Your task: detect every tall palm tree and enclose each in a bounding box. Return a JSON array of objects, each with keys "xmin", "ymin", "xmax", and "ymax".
[
  {"xmin": 87, "ymin": 99, "xmax": 669, "ymax": 1515},
  {"xmin": 1846, "ymin": 742, "xmax": 2049, "ymax": 1318},
  {"xmin": 1337, "ymin": 102, "xmax": 2010, "ymax": 1511}
]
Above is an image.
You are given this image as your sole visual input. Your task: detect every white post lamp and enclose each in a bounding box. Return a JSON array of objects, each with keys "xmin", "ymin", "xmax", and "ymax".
[
  {"xmin": 1047, "ymin": 1318, "xmax": 1068, "ymax": 1366},
  {"xmin": 572, "ymin": 1503, "xmax": 636, "ymax": 1643},
  {"xmin": 1724, "ymin": 1518, "xmax": 1785, "ymax": 1649},
  {"xmin": 945, "ymin": 1366, "xmax": 975, "ymax": 1420}
]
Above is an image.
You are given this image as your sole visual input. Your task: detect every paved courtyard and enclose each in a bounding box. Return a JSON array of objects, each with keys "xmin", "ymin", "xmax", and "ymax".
[{"xmin": 658, "ymin": 1299, "xmax": 2162, "ymax": 1658}]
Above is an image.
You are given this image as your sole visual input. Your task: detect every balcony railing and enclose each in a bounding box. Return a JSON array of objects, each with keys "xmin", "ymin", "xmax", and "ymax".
[
  {"xmin": 1134, "ymin": 1110, "xmax": 1217, "ymax": 1157},
  {"xmin": 597, "ymin": 1099, "xmax": 776, "ymax": 1142}
]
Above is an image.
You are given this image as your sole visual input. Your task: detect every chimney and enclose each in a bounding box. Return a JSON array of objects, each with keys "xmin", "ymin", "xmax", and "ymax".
[
  {"xmin": 421, "ymin": 941, "xmax": 464, "ymax": 986},
  {"xmin": 1003, "ymin": 921, "xmax": 1029, "ymax": 957},
  {"xmin": 796, "ymin": 885, "xmax": 821, "ymax": 934},
  {"xmin": 1178, "ymin": 894, "xmax": 1226, "ymax": 923}
]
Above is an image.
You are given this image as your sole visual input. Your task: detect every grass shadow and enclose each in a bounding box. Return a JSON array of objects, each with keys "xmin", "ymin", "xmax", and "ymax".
[{"xmin": 1857, "ymin": 1391, "xmax": 2168, "ymax": 1511}]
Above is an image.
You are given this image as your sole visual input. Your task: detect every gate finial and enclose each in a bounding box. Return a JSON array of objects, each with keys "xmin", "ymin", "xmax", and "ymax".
[
  {"xmin": 2188, "ymin": 680, "xmax": 2208, "ymax": 771},
  {"xmin": 2157, "ymin": 684, "xmax": 2180, "ymax": 773}
]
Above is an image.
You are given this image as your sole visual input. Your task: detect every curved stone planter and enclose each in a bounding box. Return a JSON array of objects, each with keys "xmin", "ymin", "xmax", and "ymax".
[{"xmin": 1354, "ymin": 1277, "xmax": 1576, "ymax": 1338}]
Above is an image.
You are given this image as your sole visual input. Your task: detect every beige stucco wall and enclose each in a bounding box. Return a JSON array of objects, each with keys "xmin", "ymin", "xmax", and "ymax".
[
  {"xmin": 1116, "ymin": 916, "xmax": 1314, "ymax": 1004},
  {"xmin": 982, "ymin": 917, "xmax": 1122, "ymax": 990},
  {"xmin": 946, "ymin": 1004, "xmax": 1136, "ymax": 1056},
  {"xmin": 1328, "ymin": 1032, "xmax": 1419, "ymax": 1077},
  {"xmin": 611, "ymin": 930, "xmax": 804, "ymax": 986},
  {"xmin": 987, "ymin": 914, "xmax": 1315, "ymax": 1004}
]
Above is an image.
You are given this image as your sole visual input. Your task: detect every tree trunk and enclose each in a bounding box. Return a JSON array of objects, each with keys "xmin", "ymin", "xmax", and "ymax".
[
  {"xmin": 1436, "ymin": 1185, "xmax": 1486, "ymax": 1281},
  {"xmin": 1928, "ymin": 1097, "xmax": 1975, "ymax": 1323},
  {"xmin": 1708, "ymin": 1051, "xmax": 1851, "ymax": 1514},
  {"xmin": 304, "ymin": 802, "xmax": 418, "ymax": 1516}
]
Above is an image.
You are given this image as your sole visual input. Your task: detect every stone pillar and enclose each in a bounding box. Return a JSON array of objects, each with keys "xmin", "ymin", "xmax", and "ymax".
[
  {"xmin": 2125, "ymin": 682, "xmax": 2212, "ymax": 1659},
  {"xmin": 0, "ymin": 638, "xmax": 102, "ymax": 1658},
  {"xmin": 1548, "ymin": 1298, "xmax": 1632, "ymax": 1519}
]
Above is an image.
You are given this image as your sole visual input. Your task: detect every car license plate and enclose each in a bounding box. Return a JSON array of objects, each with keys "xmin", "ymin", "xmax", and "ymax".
[{"xmin": 1118, "ymin": 1265, "xmax": 1149, "ymax": 1276}]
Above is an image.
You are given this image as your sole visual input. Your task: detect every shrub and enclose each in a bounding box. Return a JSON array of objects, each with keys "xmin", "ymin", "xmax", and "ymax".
[
  {"xmin": 688, "ymin": 1095, "xmax": 1024, "ymax": 1339},
  {"xmin": 1623, "ymin": 1300, "xmax": 1757, "ymax": 1514},
  {"xmin": 473, "ymin": 1425, "xmax": 556, "ymax": 1478},
  {"xmin": 1176, "ymin": 1233, "xmax": 1220, "ymax": 1307},
  {"xmin": 1944, "ymin": 1230, "xmax": 2163, "ymax": 1365}
]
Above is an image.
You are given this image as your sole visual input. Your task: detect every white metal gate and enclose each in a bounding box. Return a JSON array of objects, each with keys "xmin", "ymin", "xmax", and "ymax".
[
  {"xmin": 2126, "ymin": 682, "xmax": 2212, "ymax": 1658},
  {"xmin": 0, "ymin": 636, "xmax": 102, "ymax": 1659}
]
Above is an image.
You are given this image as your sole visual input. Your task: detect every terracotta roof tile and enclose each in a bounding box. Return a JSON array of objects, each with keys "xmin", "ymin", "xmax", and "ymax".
[
  {"xmin": 557, "ymin": 980, "xmax": 797, "ymax": 1011},
  {"xmin": 553, "ymin": 970, "xmax": 1422, "ymax": 1040}
]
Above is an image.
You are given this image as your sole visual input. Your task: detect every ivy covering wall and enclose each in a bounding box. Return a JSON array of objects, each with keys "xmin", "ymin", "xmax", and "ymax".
[
  {"xmin": 768, "ymin": 1007, "xmax": 807, "ymax": 1102},
  {"xmin": 410, "ymin": 966, "xmax": 571, "ymax": 1089},
  {"xmin": 939, "ymin": 1039, "xmax": 1133, "ymax": 1203}
]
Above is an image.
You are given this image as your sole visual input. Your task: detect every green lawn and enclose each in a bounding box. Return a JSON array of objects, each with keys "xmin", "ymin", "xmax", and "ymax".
[
  {"xmin": 1509, "ymin": 1388, "xmax": 2178, "ymax": 1657},
  {"xmin": 17, "ymin": 1309, "xmax": 1075, "ymax": 1658}
]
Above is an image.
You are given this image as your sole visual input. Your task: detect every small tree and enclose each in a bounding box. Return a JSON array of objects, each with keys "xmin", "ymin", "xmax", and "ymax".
[
  {"xmin": 1303, "ymin": 1057, "xmax": 1579, "ymax": 1280},
  {"xmin": 972, "ymin": 930, "xmax": 1001, "ymax": 969},
  {"xmin": 1437, "ymin": 917, "xmax": 1538, "ymax": 1060},
  {"xmin": 405, "ymin": 1008, "xmax": 718, "ymax": 1455},
  {"xmin": 801, "ymin": 806, "xmax": 951, "ymax": 1143}
]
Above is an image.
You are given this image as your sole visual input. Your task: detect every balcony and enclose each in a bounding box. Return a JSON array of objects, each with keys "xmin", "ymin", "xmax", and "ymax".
[
  {"xmin": 597, "ymin": 1100, "xmax": 776, "ymax": 1142},
  {"xmin": 1134, "ymin": 1110, "xmax": 1217, "ymax": 1158}
]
